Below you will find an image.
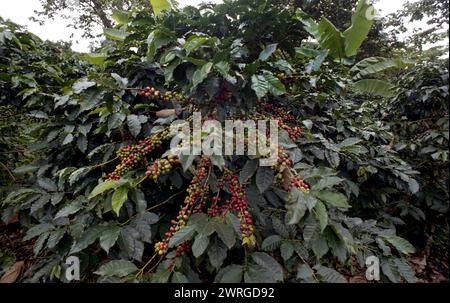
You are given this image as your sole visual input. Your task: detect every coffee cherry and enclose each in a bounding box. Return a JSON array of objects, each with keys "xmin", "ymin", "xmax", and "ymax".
[
  {"xmin": 107, "ymin": 129, "xmax": 172, "ymax": 180},
  {"xmin": 138, "ymin": 86, "xmax": 192, "ymax": 105},
  {"xmin": 145, "ymin": 156, "xmax": 180, "ymax": 181},
  {"xmin": 290, "ymin": 175, "xmax": 310, "ymax": 192},
  {"xmin": 220, "ymin": 171, "xmax": 256, "ymax": 247},
  {"xmin": 153, "ymin": 158, "xmax": 211, "ymax": 257}
]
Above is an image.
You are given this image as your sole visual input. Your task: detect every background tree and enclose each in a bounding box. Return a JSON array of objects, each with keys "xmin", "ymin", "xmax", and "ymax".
[
  {"xmin": 386, "ymin": 0, "xmax": 449, "ymax": 54},
  {"xmin": 32, "ymin": 0, "xmax": 153, "ymax": 38}
]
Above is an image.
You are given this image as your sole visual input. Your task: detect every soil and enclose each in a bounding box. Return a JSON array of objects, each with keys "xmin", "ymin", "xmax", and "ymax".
[{"xmin": 0, "ymin": 222, "xmax": 36, "ymax": 282}]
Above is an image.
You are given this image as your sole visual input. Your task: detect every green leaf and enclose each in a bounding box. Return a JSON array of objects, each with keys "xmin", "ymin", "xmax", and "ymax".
[
  {"xmin": 168, "ymin": 225, "xmax": 196, "ymax": 248},
  {"xmin": 191, "ymin": 62, "xmax": 213, "ymax": 89},
  {"xmin": 34, "ymin": 232, "xmax": 50, "ymax": 255},
  {"xmin": 94, "ymin": 260, "xmax": 138, "ymax": 277},
  {"xmin": 305, "ymin": 50, "xmax": 328, "ymax": 73},
  {"xmin": 147, "ymin": 28, "xmax": 175, "ymax": 61},
  {"xmin": 280, "ymin": 241, "xmax": 294, "ymax": 260},
  {"xmin": 208, "ymin": 237, "xmax": 227, "ymax": 269},
  {"xmin": 111, "ymin": 10, "xmax": 130, "ymax": 25},
  {"xmin": 62, "ymin": 133, "xmax": 74, "ymax": 145},
  {"xmin": 77, "ymin": 135, "xmax": 88, "ymax": 153},
  {"xmin": 381, "ymin": 259, "xmax": 401, "ymax": 283},
  {"xmin": 214, "ymin": 221, "xmax": 236, "ymax": 249},
  {"xmin": 55, "ymin": 199, "xmax": 82, "ymax": 219},
  {"xmin": 150, "ymin": 0, "xmax": 172, "ymax": 15},
  {"xmin": 192, "ymin": 234, "xmax": 210, "ymax": 258},
  {"xmin": 103, "ymin": 28, "xmax": 128, "ymax": 41},
  {"xmin": 70, "ymin": 227, "xmax": 104, "ymax": 254},
  {"xmin": 89, "ymin": 179, "xmax": 125, "ymax": 199},
  {"xmin": 255, "ymin": 167, "xmax": 274, "ymax": 193},
  {"xmin": 383, "ymin": 236, "xmax": 416, "ymax": 255},
  {"xmin": 151, "ymin": 267, "xmax": 172, "ymax": 283},
  {"xmin": 311, "ymin": 233, "xmax": 329, "ymax": 259},
  {"xmin": 352, "ymin": 57, "xmax": 413, "ymax": 79},
  {"xmin": 46, "ymin": 229, "xmax": 65, "ymax": 249},
  {"xmin": 83, "ymin": 53, "xmax": 107, "ymax": 66},
  {"xmin": 184, "ymin": 36, "xmax": 209, "ymax": 54},
  {"xmin": 353, "ymin": 79, "xmax": 395, "ymax": 97},
  {"xmin": 343, "ymin": 0, "xmax": 374, "ymax": 57},
  {"xmin": 297, "ymin": 264, "xmax": 314, "ymax": 281},
  {"xmin": 312, "ymin": 176, "xmax": 344, "ymax": 191},
  {"xmin": 239, "ymin": 159, "xmax": 259, "ymax": 184},
  {"xmin": 295, "ymin": 9, "xmax": 320, "ymax": 38},
  {"xmin": 313, "ymin": 201, "xmax": 328, "ymax": 232},
  {"xmin": 317, "ymin": 18, "xmax": 345, "ymax": 60},
  {"xmin": 73, "ymin": 79, "xmax": 96, "ymax": 93},
  {"xmin": 250, "ymin": 252, "xmax": 284, "ymax": 282},
  {"xmin": 264, "ymin": 73, "xmax": 286, "ymax": 96},
  {"xmin": 112, "ymin": 186, "xmax": 129, "ymax": 216},
  {"xmin": 259, "ymin": 43, "xmax": 278, "ymax": 61},
  {"xmin": 132, "ymin": 212, "xmax": 159, "ymax": 243},
  {"xmin": 171, "ymin": 271, "xmax": 188, "ymax": 283},
  {"xmin": 251, "ymin": 75, "xmax": 269, "ymax": 99},
  {"xmin": 339, "ymin": 137, "xmax": 362, "ymax": 148},
  {"xmin": 286, "ymin": 188, "xmax": 309, "ymax": 224},
  {"xmin": 315, "ymin": 191, "xmax": 351, "ymax": 209},
  {"xmin": 99, "ymin": 227, "xmax": 121, "ymax": 254},
  {"xmin": 127, "ymin": 115, "xmax": 142, "ymax": 137},
  {"xmin": 37, "ymin": 177, "xmax": 57, "ymax": 192},
  {"xmin": 120, "ymin": 227, "xmax": 144, "ymax": 261},
  {"xmin": 261, "ymin": 235, "xmax": 282, "ymax": 251},
  {"xmin": 394, "ymin": 258, "xmax": 416, "ymax": 283},
  {"xmin": 215, "ymin": 61, "xmax": 230, "ymax": 76},
  {"xmin": 216, "ymin": 265, "xmax": 243, "ymax": 283},
  {"xmin": 69, "ymin": 167, "xmax": 92, "ymax": 186},
  {"xmin": 129, "ymin": 189, "xmax": 148, "ymax": 213},
  {"xmin": 314, "ymin": 265, "xmax": 347, "ymax": 283},
  {"xmin": 24, "ymin": 223, "xmax": 54, "ymax": 241}
]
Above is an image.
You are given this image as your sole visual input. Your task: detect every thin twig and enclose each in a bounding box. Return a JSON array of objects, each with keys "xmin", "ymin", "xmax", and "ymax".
[
  {"xmin": 135, "ymin": 253, "xmax": 158, "ymax": 279},
  {"xmin": 119, "ymin": 190, "xmax": 185, "ymax": 227},
  {"xmin": 0, "ymin": 162, "xmax": 16, "ymax": 181}
]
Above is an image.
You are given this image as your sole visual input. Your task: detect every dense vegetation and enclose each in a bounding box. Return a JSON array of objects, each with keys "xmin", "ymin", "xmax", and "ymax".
[{"xmin": 0, "ymin": 0, "xmax": 448, "ymax": 283}]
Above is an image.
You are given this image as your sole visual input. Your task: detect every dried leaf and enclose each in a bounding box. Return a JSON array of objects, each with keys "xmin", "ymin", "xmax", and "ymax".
[
  {"xmin": 0, "ymin": 261, "xmax": 24, "ymax": 283},
  {"xmin": 156, "ymin": 109, "xmax": 175, "ymax": 118}
]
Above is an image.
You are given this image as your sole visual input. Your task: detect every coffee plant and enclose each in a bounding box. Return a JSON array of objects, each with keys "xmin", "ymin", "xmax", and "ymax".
[{"xmin": 0, "ymin": 0, "xmax": 448, "ymax": 283}]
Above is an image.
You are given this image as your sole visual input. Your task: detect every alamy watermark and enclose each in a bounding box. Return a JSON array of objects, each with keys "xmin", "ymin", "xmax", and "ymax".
[
  {"xmin": 65, "ymin": 256, "xmax": 80, "ymax": 281},
  {"xmin": 365, "ymin": 256, "xmax": 380, "ymax": 281}
]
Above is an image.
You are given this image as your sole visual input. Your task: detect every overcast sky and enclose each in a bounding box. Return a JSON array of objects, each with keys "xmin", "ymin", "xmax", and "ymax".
[{"xmin": 0, "ymin": 0, "xmax": 416, "ymax": 53}]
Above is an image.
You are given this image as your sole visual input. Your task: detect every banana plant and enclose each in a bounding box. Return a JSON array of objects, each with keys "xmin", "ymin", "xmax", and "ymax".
[{"xmin": 296, "ymin": 0, "xmax": 413, "ymax": 97}]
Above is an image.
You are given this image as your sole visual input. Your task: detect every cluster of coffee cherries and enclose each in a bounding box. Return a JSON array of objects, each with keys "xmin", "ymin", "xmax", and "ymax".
[
  {"xmin": 207, "ymin": 196, "xmax": 223, "ymax": 217},
  {"xmin": 273, "ymin": 147, "xmax": 292, "ymax": 173},
  {"xmin": 107, "ymin": 130, "xmax": 170, "ymax": 180},
  {"xmin": 175, "ymin": 241, "xmax": 191, "ymax": 257},
  {"xmin": 278, "ymin": 120, "xmax": 302, "ymax": 141},
  {"xmin": 276, "ymin": 72, "xmax": 296, "ymax": 85},
  {"xmin": 213, "ymin": 84, "xmax": 233, "ymax": 104},
  {"xmin": 145, "ymin": 155, "xmax": 180, "ymax": 181},
  {"xmin": 139, "ymin": 86, "xmax": 193, "ymax": 104},
  {"xmin": 139, "ymin": 86, "xmax": 162, "ymax": 99},
  {"xmin": 257, "ymin": 101, "xmax": 296, "ymax": 123},
  {"xmin": 221, "ymin": 172, "xmax": 256, "ymax": 247},
  {"xmin": 290, "ymin": 175, "xmax": 310, "ymax": 192},
  {"xmin": 154, "ymin": 158, "xmax": 211, "ymax": 256}
]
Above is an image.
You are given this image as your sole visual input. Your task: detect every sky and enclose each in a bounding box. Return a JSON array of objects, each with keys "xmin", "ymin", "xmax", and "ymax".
[{"xmin": 0, "ymin": 0, "xmax": 422, "ymax": 53}]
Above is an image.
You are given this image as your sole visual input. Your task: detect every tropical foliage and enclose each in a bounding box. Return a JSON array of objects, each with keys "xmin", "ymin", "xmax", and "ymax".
[{"xmin": 0, "ymin": 0, "xmax": 448, "ymax": 283}]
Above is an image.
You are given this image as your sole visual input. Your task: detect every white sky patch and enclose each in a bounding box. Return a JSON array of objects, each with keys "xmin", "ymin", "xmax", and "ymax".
[{"xmin": 0, "ymin": 0, "xmax": 435, "ymax": 53}]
